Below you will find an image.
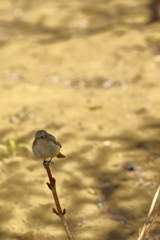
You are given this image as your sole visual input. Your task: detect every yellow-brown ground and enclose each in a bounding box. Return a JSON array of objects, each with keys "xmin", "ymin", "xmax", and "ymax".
[{"xmin": 0, "ymin": 1, "xmax": 160, "ymax": 239}]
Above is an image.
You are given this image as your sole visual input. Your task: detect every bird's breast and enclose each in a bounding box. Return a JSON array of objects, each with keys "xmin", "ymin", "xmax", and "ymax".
[{"xmin": 32, "ymin": 139, "xmax": 60, "ymax": 159}]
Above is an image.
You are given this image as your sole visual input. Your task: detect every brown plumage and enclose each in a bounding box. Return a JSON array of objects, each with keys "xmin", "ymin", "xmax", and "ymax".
[{"xmin": 32, "ymin": 130, "xmax": 65, "ymax": 161}]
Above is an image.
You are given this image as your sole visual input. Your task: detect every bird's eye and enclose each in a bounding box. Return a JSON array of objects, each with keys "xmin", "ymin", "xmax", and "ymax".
[{"xmin": 41, "ymin": 136, "xmax": 44, "ymax": 138}]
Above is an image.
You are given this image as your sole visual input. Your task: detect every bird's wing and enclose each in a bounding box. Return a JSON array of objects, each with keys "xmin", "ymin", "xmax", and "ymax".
[
  {"xmin": 47, "ymin": 134, "xmax": 62, "ymax": 148},
  {"xmin": 55, "ymin": 140, "xmax": 62, "ymax": 148}
]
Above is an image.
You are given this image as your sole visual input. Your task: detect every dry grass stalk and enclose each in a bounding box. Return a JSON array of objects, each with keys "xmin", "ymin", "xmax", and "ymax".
[
  {"xmin": 43, "ymin": 161, "xmax": 74, "ymax": 240},
  {"xmin": 137, "ymin": 183, "xmax": 160, "ymax": 240},
  {"xmin": 142, "ymin": 204, "xmax": 160, "ymax": 239}
]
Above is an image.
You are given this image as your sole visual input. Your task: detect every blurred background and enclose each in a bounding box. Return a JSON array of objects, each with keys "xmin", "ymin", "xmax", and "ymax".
[{"xmin": 0, "ymin": 0, "xmax": 160, "ymax": 239}]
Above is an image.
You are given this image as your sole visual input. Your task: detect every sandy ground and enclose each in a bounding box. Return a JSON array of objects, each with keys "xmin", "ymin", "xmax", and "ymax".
[{"xmin": 0, "ymin": 0, "xmax": 160, "ymax": 239}]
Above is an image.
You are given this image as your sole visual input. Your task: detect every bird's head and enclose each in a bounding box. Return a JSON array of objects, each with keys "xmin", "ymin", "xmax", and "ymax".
[{"xmin": 35, "ymin": 130, "xmax": 48, "ymax": 140}]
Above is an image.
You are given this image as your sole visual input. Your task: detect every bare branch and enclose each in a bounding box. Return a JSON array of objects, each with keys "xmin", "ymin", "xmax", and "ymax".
[{"xmin": 43, "ymin": 161, "xmax": 74, "ymax": 240}]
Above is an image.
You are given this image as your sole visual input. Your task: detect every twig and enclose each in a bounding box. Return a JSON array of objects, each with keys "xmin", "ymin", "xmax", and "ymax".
[
  {"xmin": 142, "ymin": 204, "xmax": 160, "ymax": 240},
  {"xmin": 43, "ymin": 161, "xmax": 74, "ymax": 240},
  {"xmin": 137, "ymin": 183, "xmax": 160, "ymax": 240}
]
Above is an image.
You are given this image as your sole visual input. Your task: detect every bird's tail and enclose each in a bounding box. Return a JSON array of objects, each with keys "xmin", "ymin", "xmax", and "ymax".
[{"xmin": 57, "ymin": 152, "xmax": 65, "ymax": 158}]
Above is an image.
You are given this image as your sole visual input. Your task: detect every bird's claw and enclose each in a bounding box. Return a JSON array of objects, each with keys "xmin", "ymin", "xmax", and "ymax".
[
  {"xmin": 43, "ymin": 159, "xmax": 50, "ymax": 168},
  {"xmin": 49, "ymin": 158, "xmax": 54, "ymax": 164},
  {"xmin": 43, "ymin": 159, "xmax": 54, "ymax": 168}
]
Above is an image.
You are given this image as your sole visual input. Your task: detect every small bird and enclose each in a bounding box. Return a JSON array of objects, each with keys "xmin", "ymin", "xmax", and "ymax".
[{"xmin": 32, "ymin": 130, "xmax": 65, "ymax": 163}]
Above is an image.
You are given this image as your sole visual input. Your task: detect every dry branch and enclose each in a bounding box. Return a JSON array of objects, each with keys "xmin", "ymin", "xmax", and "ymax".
[{"xmin": 43, "ymin": 161, "xmax": 74, "ymax": 240}]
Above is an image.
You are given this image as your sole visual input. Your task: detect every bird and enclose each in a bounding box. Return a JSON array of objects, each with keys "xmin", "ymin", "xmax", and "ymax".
[{"xmin": 32, "ymin": 130, "xmax": 65, "ymax": 163}]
